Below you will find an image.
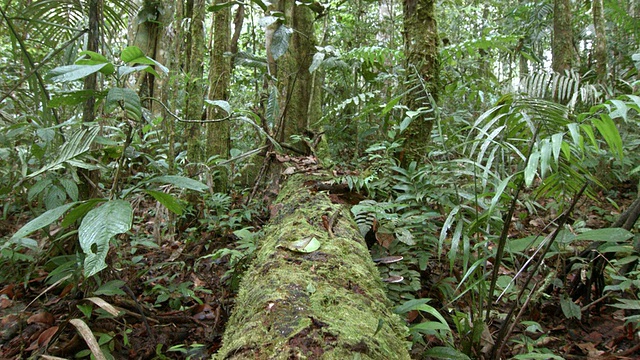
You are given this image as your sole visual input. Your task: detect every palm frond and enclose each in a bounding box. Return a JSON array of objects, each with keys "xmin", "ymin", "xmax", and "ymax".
[
  {"xmin": 520, "ymin": 70, "xmax": 602, "ymax": 107},
  {"xmin": 21, "ymin": 0, "xmax": 137, "ymax": 47}
]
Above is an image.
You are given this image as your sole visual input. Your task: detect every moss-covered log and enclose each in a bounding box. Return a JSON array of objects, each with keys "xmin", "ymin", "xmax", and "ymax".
[{"xmin": 215, "ymin": 174, "xmax": 410, "ymax": 359}]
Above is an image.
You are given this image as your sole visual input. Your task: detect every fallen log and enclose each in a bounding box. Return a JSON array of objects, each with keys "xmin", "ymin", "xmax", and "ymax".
[{"xmin": 215, "ymin": 174, "xmax": 411, "ymax": 359}]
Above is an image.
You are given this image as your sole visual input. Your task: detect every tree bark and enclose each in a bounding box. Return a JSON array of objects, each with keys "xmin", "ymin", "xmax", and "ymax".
[
  {"xmin": 592, "ymin": 0, "xmax": 607, "ymax": 83},
  {"xmin": 184, "ymin": 0, "xmax": 207, "ymax": 165},
  {"xmin": 215, "ymin": 174, "xmax": 411, "ymax": 359},
  {"xmin": 402, "ymin": 0, "xmax": 439, "ymax": 165},
  {"xmin": 551, "ymin": 0, "xmax": 574, "ymax": 73},
  {"xmin": 206, "ymin": 0, "xmax": 232, "ymax": 191}
]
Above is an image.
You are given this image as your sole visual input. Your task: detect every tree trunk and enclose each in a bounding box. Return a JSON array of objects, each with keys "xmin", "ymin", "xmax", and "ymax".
[
  {"xmin": 215, "ymin": 174, "xmax": 411, "ymax": 359},
  {"xmin": 206, "ymin": 0, "xmax": 232, "ymax": 191},
  {"xmin": 551, "ymin": 0, "xmax": 574, "ymax": 73},
  {"xmin": 184, "ymin": 0, "xmax": 207, "ymax": 165},
  {"xmin": 402, "ymin": 0, "xmax": 439, "ymax": 165},
  {"xmin": 592, "ymin": 0, "xmax": 607, "ymax": 83},
  {"xmin": 277, "ymin": 0, "xmax": 317, "ymax": 154}
]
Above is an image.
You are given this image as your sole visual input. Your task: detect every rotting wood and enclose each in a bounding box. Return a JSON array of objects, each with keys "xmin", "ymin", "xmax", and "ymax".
[{"xmin": 215, "ymin": 173, "xmax": 411, "ymax": 359}]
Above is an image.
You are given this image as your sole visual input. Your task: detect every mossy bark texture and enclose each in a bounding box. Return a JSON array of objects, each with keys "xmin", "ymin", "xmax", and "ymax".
[{"xmin": 215, "ymin": 174, "xmax": 410, "ymax": 359}]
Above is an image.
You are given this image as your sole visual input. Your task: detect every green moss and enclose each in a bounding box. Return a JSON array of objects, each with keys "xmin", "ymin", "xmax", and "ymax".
[{"xmin": 215, "ymin": 174, "xmax": 410, "ymax": 359}]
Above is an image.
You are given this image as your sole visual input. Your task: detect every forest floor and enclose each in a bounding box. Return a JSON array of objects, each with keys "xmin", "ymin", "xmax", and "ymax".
[{"xmin": 1, "ymin": 176, "xmax": 639, "ymax": 359}]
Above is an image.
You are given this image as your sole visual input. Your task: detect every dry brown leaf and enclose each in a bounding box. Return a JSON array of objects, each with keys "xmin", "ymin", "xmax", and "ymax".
[{"xmin": 70, "ymin": 318, "xmax": 107, "ymax": 360}]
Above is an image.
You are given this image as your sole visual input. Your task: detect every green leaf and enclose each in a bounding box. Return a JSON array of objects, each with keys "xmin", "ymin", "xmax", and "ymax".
[
  {"xmin": 574, "ymin": 228, "xmax": 633, "ymax": 243},
  {"xmin": 610, "ymin": 299, "xmax": 640, "ymax": 310},
  {"xmin": 47, "ymin": 64, "xmax": 110, "ymax": 82},
  {"xmin": 49, "ymin": 90, "xmax": 105, "ymax": 108},
  {"xmin": 120, "ymin": 46, "xmax": 168, "ymax": 74},
  {"xmin": 205, "ymin": 100, "xmax": 232, "ymax": 116},
  {"xmin": 539, "ymin": 139, "xmax": 551, "ymax": 179},
  {"xmin": 144, "ymin": 175, "xmax": 208, "ymax": 192},
  {"xmin": 208, "ymin": 1, "xmax": 239, "ymax": 12},
  {"xmin": 11, "ymin": 202, "xmax": 78, "ymax": 241},
  {"xmin": 143, "ymin": 189, "xmax": 184, "ymax": 215},
  {"xmin": 560, "ymin": 294, "xmax": 581, "ymax": 320},
  {"xmin": 94, "ymin": 280, "xmax": 127, "ymax": 296},
  {"xmin": 524, "ymin": 149, "xmax": 540, "ymax": 187},
  {"xmin": 309, "ymin": 52, "xmax": 325, "ymax": 73},
  {"xmin": 592, "ymin": 113, "xmax": 623, "ymax": 161},
  {"xmin": 61, "ymin": 199, "xmax": 106, "ymax": 228},
  {"xmin": 120, "ymin": 46, "xmax": 145, "ymax": 63},
  {"xmin": 29, "ymin": 126, "xmax": 100, "ymax": 178},
  {"xmin": 271, "ymin": 24, "xmax": 292, "ymax": 60},
  {"xmin": 105, "ymin": 88, "xmax": 142, "ymax": 121},
  {"xmin": 76, "ymin": 51, "xmax": 115, "ymax": 74},
  {"xmin": 281, "ymin": 237, "xmax": 321, "ymax": 253},
  {"xmin": 423, "ymin": 347, "xmax": 471, "ymax": 360},
  {"xmin": 79, "ymin": 200, "xmax": 133, "ymax": 277}
]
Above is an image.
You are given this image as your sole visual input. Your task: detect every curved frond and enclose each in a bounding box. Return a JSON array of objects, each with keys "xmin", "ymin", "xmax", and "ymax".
[{"xmin": 21, "ymin": 0, "xmax": 137, "ymax": 47}]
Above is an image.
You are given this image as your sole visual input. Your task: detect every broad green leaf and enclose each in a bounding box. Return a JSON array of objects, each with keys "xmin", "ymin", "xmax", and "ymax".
[
  {"xmin": 551, "ymin": 132, "xmax": 563, "ymax": 163},
  {"xmin": 539, "ymin": 139, "xmax": 551, "ymax": 179},
  {"xmin": 79, "ymin": 200, "xmax": 133, "ymax": 277},
  {"xmin": 11, "ymin": 202, "xmax": 78, "ymax": 241},
  {"xmin": 610, "ymin": 299, "xmax": 640, "ymax": 310},
  {"xmin": 94, "ymin": 280, "xmax": 127, "ymax": 296},
  {"xmin": 280, "ymin": 237, "xmax": 321, "ymax": 253},
  {"xmin": 423, "ymin": 347, "xmax": 471, "ymax": 360},
  {"xmin": 120, "ymin": 46, "xmax": 145, "ymax": 63},
  {"xmin": 47, "ymin": 64, "xmax": 109, "ymax": 82},
  {"xmin": 394, "ymin": 298, "xmax": 432, "ymax": 314},
  {"xmin": 411, "ymin": 322, "xmax": 451, "ymax": 332},
  {"xmin": 61, "ymin": 199, "xmax": 106, "ymax": 228},
  {"xmin": 76, "ymin": 51, "xmax": 115, "ymax": 74},
  {"xmin": 29, "ymin": 126, "xmax": 100, "ymax": 178},
  {"xmin": 105, "ymin": 88, "xmax": 142, "ymax": 121},
  {"xmin": 271, "ymin": 24, "xmax": 292, "ymax": 60},
  {"xmin": 49, "ymin": 90, "xmax": 105, "ymax": 108},
  {"xmin": 144, "ymin": 175, "xmax": 208, "ymax": 192},
  {"xmin": 524, "ymin": 149, "xmax": 540, "ymax": 187},
  {"xmin": 608, "ymin": 99, "xmax": 628, "ymax": 120},
  {"xmin": 399, "ymin": 117, "xmax": 412, "ymax": 133},
  {"xmin": 309, "ymin": 52, "xmax": 325, "ymax": 73},
  {"xmin": 560, "ymin": 294, "xmax": 581, "ymax": 320},
  {"xmin": 439, "ymin": 206, "xmax": 459, "ymax": 257},
  {"xmin": 143, "ymin": 189, "xmax": 184, "ymax": 215},
  {"xmin": 205, "ymin": 100, "xmax": 232, "ymax": 116},
  {"xmin": 120, "ymin": 46, "xmax": 168, "ymax": 74},
  {"xmin": 574, "ymin": 228, "xmax": 633, "ymax": 242},
  {"xmin": 593, "ymin": 113, "xmax": 623, "ymax": 160}
]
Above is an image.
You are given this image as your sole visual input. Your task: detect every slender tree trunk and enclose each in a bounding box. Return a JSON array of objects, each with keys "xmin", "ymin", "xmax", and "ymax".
[
  {"xmin": 206, "ymin": 0, "xmax": 232, "ymax": 191},
  {"xmin": 79, "ymin": 0, "xmax": 102, "ymax": 199},
  {"xmin": 592, "ymin": 0, "xmax": 608, "ymax": 83},
  {"xmin": 551, "ymin": 0, "xmax": 574, "ymax": 73},
  {"xmin": 184, "ymin": 0, "xmax": 207, "ymax": 166},
  {"xmin": 402, "ymin": 0, "xmax": 439, "ymax": 165}
]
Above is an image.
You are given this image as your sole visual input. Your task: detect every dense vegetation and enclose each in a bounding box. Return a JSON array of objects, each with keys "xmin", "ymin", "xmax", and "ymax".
[{"xmin": 0, "ymin": 0, "xmax": 639, "ymax": 358}]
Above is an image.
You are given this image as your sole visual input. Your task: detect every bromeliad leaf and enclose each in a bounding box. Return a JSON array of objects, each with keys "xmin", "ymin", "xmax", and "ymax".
[
  {"xmin": 29, "ymin": 127, "xmax": 100, "ymax": 178},
  {"xmin": 79, "ymin": 200, "xmax": 133, "ymax": 277}
]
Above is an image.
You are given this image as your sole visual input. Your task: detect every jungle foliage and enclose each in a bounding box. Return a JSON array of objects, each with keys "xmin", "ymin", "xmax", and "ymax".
[{"xmin": 0, "ymin": 0, "xmax": 639, "ymax": 358}]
